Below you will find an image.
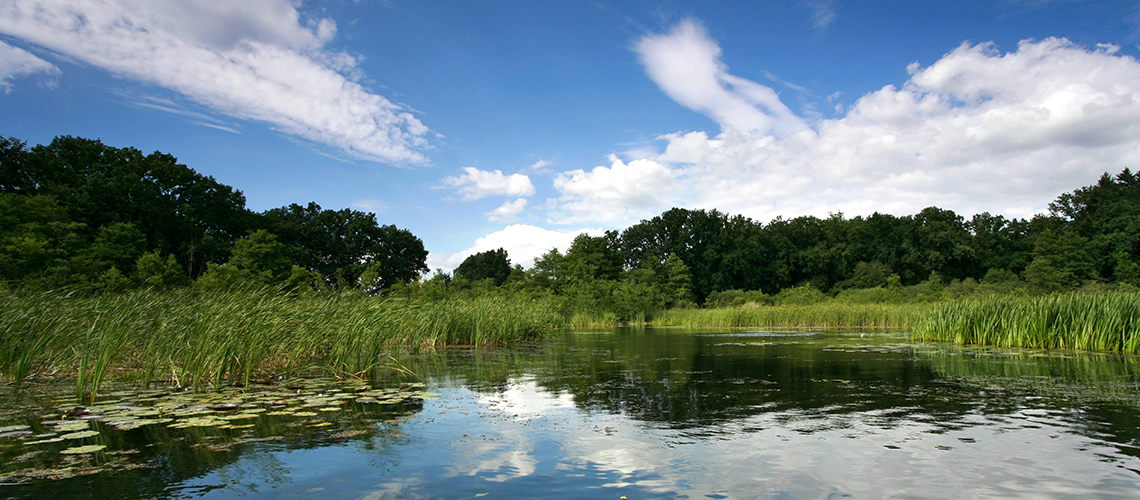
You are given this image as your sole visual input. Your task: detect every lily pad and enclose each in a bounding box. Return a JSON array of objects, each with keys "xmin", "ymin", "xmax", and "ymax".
[
  {"xmin": 60, "ymin": 445, "xmax": 106, "ymax": 455},
  {"xmin": 218, "ymin": 424, "xmax": 255, "ymax": 430},
  {"xmin": 53, "ymin": 422, "xmax": 91, "ymax": 432},
  {"xmin": 60, "ymin": 430, "xmax": 100, "ymax": 440},
  {"xmin": 26, "ymin": 437, "xmax": 66, "ymax": 445},
  {"xmin": 0, "ymin": 424, "xmax": 31, "ymax": 433}
]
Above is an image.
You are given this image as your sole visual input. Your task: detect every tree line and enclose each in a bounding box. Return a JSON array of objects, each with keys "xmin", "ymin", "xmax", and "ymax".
[
  {"xmin": 0, "ymin": 135, "xmax": 428, "ymax": 292},
  {"xmin": 420, "ymin": 168, "xmax": 1139, "ymax": 320}
]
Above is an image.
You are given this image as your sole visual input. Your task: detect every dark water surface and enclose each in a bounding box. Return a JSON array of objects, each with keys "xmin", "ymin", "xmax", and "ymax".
[{"xmin": 3, "ymin": 328, "xmax": 1140, "ymax": 499}]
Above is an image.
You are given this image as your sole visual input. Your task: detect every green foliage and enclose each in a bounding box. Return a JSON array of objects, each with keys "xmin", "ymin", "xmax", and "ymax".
[
  {"xmin": 134, "ymin": 251, "xmax": 189, "ymax": 288},
  {"xmin": 774, "ymin": 285, "xmax": 827, "ymax": 306},
  {"xmin": 4, "ymin": 136, "xmax": 254, "ymax": 276},
  {"xmin": 262, "ymin": 202, "xmax": 428, "ymax": 290},
  {"xmin": 228, "ymin": 230, "xmax": 292, "ymax": 282},
  {"xmin": 661, "ymin": 253, "xmax": 696, "ymax": 308},
  {"xmin": 454, "ymin": 248, "xmax": 511, "ymax": 286},
  {"xmin": 0, "ymin": 193, "xmax": 85, "ymax": 287}
]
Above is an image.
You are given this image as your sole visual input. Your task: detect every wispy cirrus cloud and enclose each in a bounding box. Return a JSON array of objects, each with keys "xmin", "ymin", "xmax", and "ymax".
[
  {"xmin": 799, "ymin": 0, "xmax": 838, "ymax": 33},
  {"xmin": 633, "ymin": 19, "xmax": 809, "ymax": 137},
  {"xmin": 0, "ymin": 0, "xmax": 430, "ymax": 164},
  {"xmin": 0, "ymin": 40, "xmax": 57, "ymax": 92}
]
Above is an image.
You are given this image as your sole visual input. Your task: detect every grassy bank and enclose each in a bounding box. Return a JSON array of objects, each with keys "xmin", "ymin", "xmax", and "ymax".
[
  {"xmin": 647, "ymin": 292, "xmax": 1140, "ymax": 356},
  {"xmin": 913, "ymin": 292, "xmax": 1140, "ymax": 354},
  {"xmin": 0, "ymin": 288, "xmax": 562, "ymax": 400},
  {"xmin": 650, "ymin": 302, "xmax": 925, "ymax": 328}
]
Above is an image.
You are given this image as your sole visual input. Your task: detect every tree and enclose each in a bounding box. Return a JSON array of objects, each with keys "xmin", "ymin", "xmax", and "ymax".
[
  {"xmin": 1049, "ymin": 169, "xmax": 1140, "ymax": 281},
  {"xmin": 1023, "ymin": 229, "xmax": 1094, "ymax": 293},
  {"xmin": 564, "ymin": 233, "xmax": 622, "ymax": 282},
  {"xmin": 228, "ymin": 230, "xmax": 292, "ymax": 283},
  {"xmin": 454, "ymin": 248, "xmax": 511, "ymax": 286},
  {"xmin": 661, "ymin": 253, "xmax": 696, "ymax": 308},
  {"xmin": 262, "ymin": 202, "xmax": 428, "ymax": 289},
  {"xmin": 134, "ymin": 251, "xmax": 190, "ymax": 289},
  {"xmin": 5, "ymin": 136, "xmax": 255, "ymax": 276},
  {"xmin": 0, "ymin": 193, "xmax": 85, "ymax": 287}
]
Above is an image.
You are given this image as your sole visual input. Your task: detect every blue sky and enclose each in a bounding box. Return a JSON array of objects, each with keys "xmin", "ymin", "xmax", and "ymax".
[{"xmin": 2, "ymin": 1, "xmax": 1140, "ymax": 271}]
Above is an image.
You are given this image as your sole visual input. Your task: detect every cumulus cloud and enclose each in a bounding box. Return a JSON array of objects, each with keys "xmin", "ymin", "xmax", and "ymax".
[
  {"xmin": 443, "ymin": 167, "xmax": 536, "ymax": 200},
  {"xmin": 549, "ymin": 154, "xmax": 679, "ymax": 225},
  {"xmin": 427, "ymin": 224, "xmax": 604, "ymax": 272},
  {"xmin": 551, "ymin": 30, "xmax": 1140, "ymax": 228},
  {"xmin": 0, "ymin": 0, "xmax": 429, "ymax": 164},
  {"xmin": 661, "ymin": 38, "xmax": 1140, "ymax": 222},
  {"xmin": 0, "ymin": 40, "xmax": 58, "ymax": 91},
  {"xmin": 634, "ymin": 19, "xmax": 809, "ymax": 136},
  {"xmin": 487, "ymin": 198, "xmax": 528, "ymax": 222}
]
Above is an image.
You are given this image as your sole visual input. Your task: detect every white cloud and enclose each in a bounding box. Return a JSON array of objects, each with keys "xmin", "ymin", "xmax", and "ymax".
[
  {"xmin": 634, "ymin": 19, "xmax": 809, "ymax": 137},
  {"xmin": 0, "ymin": 40, "xmax": 58, "ymax": 91},
  {"xmin": 426, "ymin": 224, "xmax": 604, "ymax": 272},
  {"xmin": 442, "ymin": 167, "xmax": 536, "ymax": 200},
  {"xmin": 351, "ymin": 199, "xmax": 387, "ymax": 212},
  {"xmin": 799, "ymin": 0, "xmax": 838, "ymax": 33},
  {"xmin": 553, "ymin": 30, "xmax": 1140, "ymax": 227},
  {"xmin": 549, "ymin": 154, "xmax": 679, "ymax": 225},
  {"xmin": 664, "ymin": 37, "xmax": 1140, "ymax": 222},
  {"xmin": 487, "ymin": 198, "xmax": 528, "ymax": 222},
  {"xmin": 526, "ymin": 159, "xmax": 552, "ymax": 172},
  {"xmin": 0, "ymin": 0, "xmax": 429, "ymax": 164}
]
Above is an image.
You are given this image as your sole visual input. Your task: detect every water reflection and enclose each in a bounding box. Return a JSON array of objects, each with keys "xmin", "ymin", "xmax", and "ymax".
[{"xmin": 2, "ymin": 328, "xmax": 1139, "ymax": 498}]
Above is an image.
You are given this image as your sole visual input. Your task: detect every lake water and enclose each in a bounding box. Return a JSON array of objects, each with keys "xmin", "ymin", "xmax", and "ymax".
[{"xmin": 3, "ymin": 328, "xmax": 1140, "ymax": 499}]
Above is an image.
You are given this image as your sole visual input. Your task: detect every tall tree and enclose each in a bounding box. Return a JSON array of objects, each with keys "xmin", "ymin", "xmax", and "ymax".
[
  {"xmin": 262, "ymin": 202, "xmax": 428, "ymax": 289},
  {"xmin": 5, "ymin": 136, "xmax": 255, "ymax": 276},
  {"xmin": 454, "ymin": 248, "xmax": 511, "ymax": 286}
]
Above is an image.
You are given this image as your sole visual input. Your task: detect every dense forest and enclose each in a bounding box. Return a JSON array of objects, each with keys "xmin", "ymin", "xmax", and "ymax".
[
  {"xmin": 2, "ymin": 135, "xmax": 1138, "ymax": 323},
  {"xmin": 0, "ymin": 135, "xmax": 428, "ymax": 292},
  {"xmin": 431, "ymin": 164, "xmax": 1140, "ymax": 321}
]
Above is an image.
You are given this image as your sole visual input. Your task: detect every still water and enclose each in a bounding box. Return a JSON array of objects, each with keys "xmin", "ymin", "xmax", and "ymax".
[{"xmin": 3, "ymin": 328, "xmax": 1140, "ymax": 499}]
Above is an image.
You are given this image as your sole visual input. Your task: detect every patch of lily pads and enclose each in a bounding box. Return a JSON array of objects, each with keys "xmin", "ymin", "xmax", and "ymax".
[{"xmin": 0, "ymin": 378, "xmax": 431, "ymax": 485}]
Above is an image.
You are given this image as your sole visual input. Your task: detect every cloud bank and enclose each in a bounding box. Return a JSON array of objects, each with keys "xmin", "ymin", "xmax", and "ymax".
[
  {"xmin": 0, "ymin": 0, "xmax": 430, "ymax": 164},
  {"xmin": 549, "ymin": 26, "xmax": 1140, "ymax": 228}
]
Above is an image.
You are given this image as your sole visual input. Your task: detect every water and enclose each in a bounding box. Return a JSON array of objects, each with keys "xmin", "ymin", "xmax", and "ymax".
[{"xmin": 3, "ymin": 328, "xmax": 1140, "ymax": 499}]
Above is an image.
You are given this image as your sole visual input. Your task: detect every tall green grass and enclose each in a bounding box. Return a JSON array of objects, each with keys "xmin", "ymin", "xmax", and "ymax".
[
  {"xmin": 651, "ymin": 302, "xmax": 925, "ymax": 328},
  {"xmin": 913, "ymin": 292, "xmax": 1140, "ymax": 354},
  {"xmin": 0, "ymin": 288, "xmax": 562, "ymax": 400}
]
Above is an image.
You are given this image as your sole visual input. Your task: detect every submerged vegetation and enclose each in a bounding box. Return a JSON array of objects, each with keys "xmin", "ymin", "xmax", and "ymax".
[{"xmin": 0, "ymin": 288, "xmax": 561, "ymax": 401}]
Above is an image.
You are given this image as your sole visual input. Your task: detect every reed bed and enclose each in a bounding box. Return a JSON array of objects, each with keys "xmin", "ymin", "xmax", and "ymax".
[
  {"xmin": 0, "ymin": 288, "xmax": 562, "ymax": 400},
  {"xmin": 913, "ymin": 293, "xmax": 1140, "ymax": 354},
  {"xmin": 651, "ymin": 302, "xmax": 926, "ymax": 328}
]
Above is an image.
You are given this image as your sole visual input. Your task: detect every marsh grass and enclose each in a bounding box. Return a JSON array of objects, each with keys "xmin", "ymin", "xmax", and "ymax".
[
  {"xmin": 914, "ymin": 293, "xmax": 1140, "ymax": 354},
  {"xmin": 0, "ymin": 288, "xmax": 562, "ymax": 400},
  {"xmin": 651, "ymin": 302, "xmax": 925, "ymax": 328}
]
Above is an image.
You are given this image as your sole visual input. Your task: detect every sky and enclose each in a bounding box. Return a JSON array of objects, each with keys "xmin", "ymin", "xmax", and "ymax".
[{"xmin": 2, "ymin": 0, "xmax": 1140, "ymax": 272}]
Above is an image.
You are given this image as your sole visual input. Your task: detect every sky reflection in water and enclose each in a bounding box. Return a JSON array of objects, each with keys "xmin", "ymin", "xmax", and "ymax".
[{"xmin": 9, "ymin": 329, "xmax": 1140, "ymax": 499}]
